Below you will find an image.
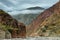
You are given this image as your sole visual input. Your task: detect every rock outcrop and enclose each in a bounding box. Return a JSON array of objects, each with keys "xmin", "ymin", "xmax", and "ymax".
[
  {"xmin": 27, "ymin": 1, "xmax": 60, "ymax": 37},
  {"xmin": 0, "ymin": 10, "xmax": 26, "ymax": 38}
]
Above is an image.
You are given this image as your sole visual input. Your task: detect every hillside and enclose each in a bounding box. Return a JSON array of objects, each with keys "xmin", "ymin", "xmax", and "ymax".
[
  {"xmin": 0, "ymin": 9, "xmax": 26, "ymax": 38},
  {"xmin": 27, "ymin": 1, "xmax": 60, "ymax": 36}
]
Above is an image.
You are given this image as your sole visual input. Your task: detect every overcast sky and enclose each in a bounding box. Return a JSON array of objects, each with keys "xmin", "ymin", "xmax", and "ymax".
[{"xmin": 0, "ymin": 0, "xmax": 59, "ymax": 15}]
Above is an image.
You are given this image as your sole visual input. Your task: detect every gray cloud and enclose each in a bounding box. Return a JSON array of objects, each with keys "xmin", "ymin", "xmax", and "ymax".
[{"xmin": 0, "ymin": 0, "xmax": 59, "ymax": 15}]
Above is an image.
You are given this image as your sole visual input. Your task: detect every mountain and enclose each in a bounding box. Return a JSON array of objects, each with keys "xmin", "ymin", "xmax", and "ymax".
[
  {"xmin": 12, "ymin": 7, "xmax": 45, "ymax": 25},
  {"xmin": 0, "ymin": 9, "xmax": 26, "ymax": 38},
  {"xmin": 13, "ymin": 14, "xmax": 39, "ymax": 25},
  {"xmin": 27, "ymin": 1, "xmax": 60, "ymax": 37},
  {"xmin": 26, "ymin": 6, "xmax": 45, "ymax": 10}
]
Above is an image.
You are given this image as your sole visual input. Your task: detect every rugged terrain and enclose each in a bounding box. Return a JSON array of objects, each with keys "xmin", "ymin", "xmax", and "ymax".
[
  {"xmin": 0, "ymin": 1, "xmax": 60, "ymax": 39},
  {"xmin": 27, "ymin": 1, "xmax": 60, "ymax": 37},
  {"xmin": 0, "ymin": 10, "xmax": 26, "ymax": 38}
]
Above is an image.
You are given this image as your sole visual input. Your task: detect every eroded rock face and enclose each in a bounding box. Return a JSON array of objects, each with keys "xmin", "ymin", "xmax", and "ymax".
[
  {"xmin": 27, "ymin": 1, "xmax": 60, "ymax": 36},
  {"xmin": 0, "ymin": 10, "xmax": 26, "ymax": 38},
  {"xmin": 10, "ymin": 23, "xmax": 26, "ymax": 38}
]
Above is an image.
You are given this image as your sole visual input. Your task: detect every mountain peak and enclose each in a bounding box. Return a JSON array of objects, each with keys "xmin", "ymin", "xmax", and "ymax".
[{"xmin": 26, "ymin": 6, "xmax": 44, "ymax": 10}]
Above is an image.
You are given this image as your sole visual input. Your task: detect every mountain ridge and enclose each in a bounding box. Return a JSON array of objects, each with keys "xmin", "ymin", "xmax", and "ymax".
[
  {"xmin": 27, "ymin": 1, "xmax": 60, "ymax": 36},
  {"xmin": 26, "ymin": 6, "xmax": 45, "ymax": 10},
  {"xmin": 0, "ymin": 9, "xmax": 26, "ymax": 38}
]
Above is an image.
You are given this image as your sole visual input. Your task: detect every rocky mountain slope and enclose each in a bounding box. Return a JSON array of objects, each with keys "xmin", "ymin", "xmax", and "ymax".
[
  {"xmin": 0, "ymin": 10, "xmax": 26, "ymax": 38},
  {"xmin": 27, "ymin": 1, "xmax": 60, "ymax": 36}
]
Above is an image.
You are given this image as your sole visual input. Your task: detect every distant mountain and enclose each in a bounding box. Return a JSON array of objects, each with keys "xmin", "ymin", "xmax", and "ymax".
[
  {"xmin": 12, "ymin": 6, "xmax": 45, "ymax": 25},
  {"xmin": 7, "ymin": 6, "xmax": 44, "ymax": 12},
  {"xmin": 26, "ymin": 6, "xmax": 45, "ymax": 10},
  {"xmin": 0, "ymin": 9, "xmax": 26, "ymax": 38},
  {"xmin": 8, "ymin": 7, "xmax": 44, "ymax": 15},
  {"xmin": 13, "ymin": 14, "xmax": 39, "ymax": 25},
  {"xmin": 27, "ymin": 1, "xmax": 60, "ymax": 37},
  {"xmin": 12, "ymin": 7, "xmax": 44, "ymax": 25}
]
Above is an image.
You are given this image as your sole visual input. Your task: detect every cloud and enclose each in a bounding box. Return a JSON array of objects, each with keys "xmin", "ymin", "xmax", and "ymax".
[
  {"xmin": 0, "ymin": 2, "xmax": 9, "ymax": 10},
  {"xmin": 0, "ymin": 0, "xmax": 59, "ymax": 15},
  {"xmin": 8, "ymin": 9, "xmax": 44, "ymax": 15},
  {"xmin": 8, "ymin": 0, "xmax": 59, "ymax": 10},
  {"xmin": 0, "ymin": 0, "xmax": 14, "ymax": 7},
  {"xmin": 0, "ymin": 2, "xmax": 15, "ymax": 11},
  {"xmin": 8, "ymin": 0, "xmax": 18, "ymax": 5}
]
